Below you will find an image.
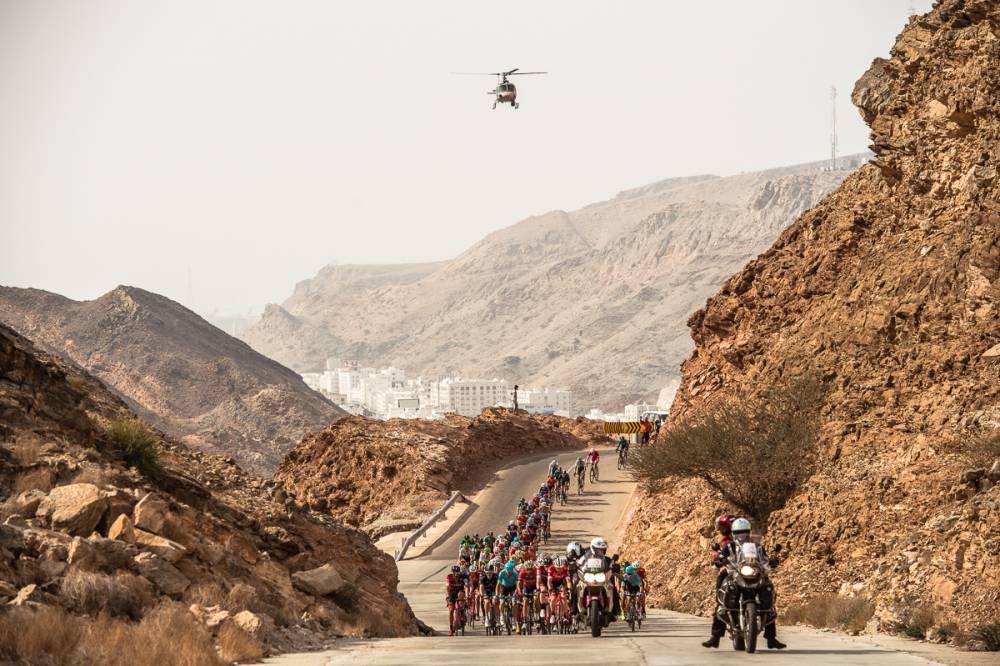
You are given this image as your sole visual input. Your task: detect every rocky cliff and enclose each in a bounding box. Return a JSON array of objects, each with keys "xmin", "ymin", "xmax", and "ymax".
[
  {"xmin": 0, "ymin": 286, "xmax": 344, "ymax": 475},
  {"xmin": 275, "ymin": 408, "xmax": 606, "ymax": 531},
  {"xmin": 244, "ymin": 159, "xmax": 864, "ymax": 411},
  {"xmin": 0, "ymin": 322, "xmax": 417, "ymax": 661},
  {"xmin": 623, "ymin": 0, "xmax": 1000, "ymax": 635}
]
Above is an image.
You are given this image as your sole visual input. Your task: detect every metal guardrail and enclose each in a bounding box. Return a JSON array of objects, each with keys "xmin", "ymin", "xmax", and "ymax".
[{"xmin": 394, "ymin": 491, "xmax": 468, "ymax": 561}]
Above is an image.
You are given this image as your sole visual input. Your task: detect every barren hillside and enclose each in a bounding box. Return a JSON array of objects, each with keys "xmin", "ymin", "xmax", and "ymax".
[
  {"xmin": 0, "ymin": 286, "xmax": 344, "ymax": 475},
  {"xmin": 0, "ymin": 322, "xmax": 417, "ymax": 662},
  {"xmin": 275, "ymin": 408, "xmax": 606, "ymax": 533},
  {"xmin": 245, "ymin": 159, "xmax": 864, "ymax": 411},
  {"xmin": 623, "ymin": 0, "xmax": 1000, "ymax": 634}
]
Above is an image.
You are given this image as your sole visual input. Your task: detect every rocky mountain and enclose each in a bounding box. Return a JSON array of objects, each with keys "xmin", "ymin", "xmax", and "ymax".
[
  {"xmin": 0, "ymin": 321, "xmax": 417, "ymax": 662},
  {"xmin": 0, "ymin": 286, "xmax": 344, "ymax": 475},
  {"xmin": 275, "ymin": 408, "xmax": 606, "ymax": 533},
  {"xmin": 244, "ymin": 158, "xmax": 866, "ymax": 411},
  {"xmin": 624, "ymin": 0, "xmax": 1000, "ymax": 635}
]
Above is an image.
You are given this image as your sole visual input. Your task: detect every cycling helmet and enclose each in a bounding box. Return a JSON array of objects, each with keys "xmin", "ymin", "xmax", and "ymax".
[
  {"xmin": 566, "ymin": 542, "xmax": 582, "ymax": 558},
  {"xmin": 625, "ymin": 565, "xmax": 635, "ymax": 575},
  {"xmin": 590, "ymin": 537, "xmax": 608, "ymax": 557},
  {"xmin": 632, "ymin": 560, "xmax": 641, "ymax": 569},
  {"xmin": 508, "ymin": 520, "xmax": 516, "ymax": 527},
  {"xmin": 451, "ymin": 565, "xmax": 461, "ymax": 574},
  {"xmin": 554, "ymin": 556, "xmax": 565, "ymax": 566},
  {"xmin": 469, "ymin": 564, "xmax": 477, "ymax": 573},
  {"xmin": 731, "ymin": 518, "xmax": 752, "ymax": 542},
  {"xmin": 486, "ymin": 564, "xmax": 496, "ymax": 574},
  {"xmin": 543, "ymin": 555, "xmax": 553, "ymax": 566},
  {"xmin": 523, "ymin": 560, "xmax": 534, "ymax": 568}
]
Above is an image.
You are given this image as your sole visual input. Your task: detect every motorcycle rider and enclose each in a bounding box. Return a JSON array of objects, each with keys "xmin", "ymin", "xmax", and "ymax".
[
  {"xmin": 712, "ymin": 517, "xmax": 786, "ymax": 650},
  {"xmin": 575, "ymin": 537, "xmax": 619, "ymax": 618},
  {"xmin": 566, "ymin": 541, "xmax": 584, "ymax": 618},
  {"xmin": 702, "ymin": 513, "xmax": 733, "ymax": 648}
]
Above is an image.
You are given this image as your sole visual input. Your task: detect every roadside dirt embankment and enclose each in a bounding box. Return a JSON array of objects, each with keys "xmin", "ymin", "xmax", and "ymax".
[{"xmin": 275, "ymin": 408, "xmax": 606, "ymax": 533}]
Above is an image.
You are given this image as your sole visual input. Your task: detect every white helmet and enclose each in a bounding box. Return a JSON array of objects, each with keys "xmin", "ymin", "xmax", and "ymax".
[
  {"xmin": 590, "ymin": 537, "xmax": 608, "ymax": 557},
  {"xmin": 731, "ymin": 518, "xmax": 752, "ymax": 542},
  {"xmin": 566, "ymin": 541, "xmax": 582, "ymax": 559}
]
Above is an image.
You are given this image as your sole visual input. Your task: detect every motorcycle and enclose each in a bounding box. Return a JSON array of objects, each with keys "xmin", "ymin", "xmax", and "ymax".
[
  {"xmin": 714, "ymin": 541, "xmax": 781, "ymax": 653},
  {"xmin": 578, "ymin": 557, "xmax": 613, "ymax": 637}
]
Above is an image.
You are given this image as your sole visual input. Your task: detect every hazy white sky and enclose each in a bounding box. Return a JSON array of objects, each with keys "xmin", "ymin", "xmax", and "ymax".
[{"xmin": 0, "ymin": 0, "xmax": 930, "ymax": 315}]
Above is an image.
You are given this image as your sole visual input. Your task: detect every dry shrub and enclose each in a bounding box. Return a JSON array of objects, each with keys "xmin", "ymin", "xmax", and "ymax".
[
  {"xmin": 217, "ymin": 622, "xmax": 264, "ymax": 662},
  {"xmin": 12, "ymin": 436, "xmax": 43, "ymax": 465},
  {"xmin": 970, "ymin": 623, "xmax": 1000, "ymax": 651},
  {"xmin": 61, "ymin": 569, "xmax": 152, "ymax": 620},
  {"xmin": 0, "ymin": 604, "xmax": 83, "ymax": 664},
  {"xmin": 107, "ymin": 418, "xmax": 162, "ymax": 479},
  {"xmin": 629, "ymin": 374, "xmax": 826, "ymax": 522},
  {"xmin": 184, "ymin": 580, "xmax": 227, "ymax": 608},
  {"xmin": 889, "ymin": 602, "xmax": 937, "ymax": 639},
  {"xmin": 783, "ymin": 594, "xmax": 875, "ymax": 633},
  {"xmin": 0, "ymin": 602, "xmax": 224, "ymax": 665},
  {"xmin": 954, "ymin": 430, "xmax": 1000, "ymax": 468},
  {"xmin": 13, "ymin": 466, "xmax": 55, "ymax": 494}
]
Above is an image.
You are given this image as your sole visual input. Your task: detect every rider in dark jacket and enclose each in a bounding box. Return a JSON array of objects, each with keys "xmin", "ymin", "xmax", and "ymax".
[
  {"xmin": 706, "ymin": 518, "xmax": 786, "ymax": 650},
  {"xmin": 703, "ymin": 513, "xmax": 733, "ymax": 648}
]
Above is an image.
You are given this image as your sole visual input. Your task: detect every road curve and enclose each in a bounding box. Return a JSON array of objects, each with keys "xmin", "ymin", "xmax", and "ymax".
[{"xmin": 266, "ymin": 447, "xmax": 946, "ymax": 666}]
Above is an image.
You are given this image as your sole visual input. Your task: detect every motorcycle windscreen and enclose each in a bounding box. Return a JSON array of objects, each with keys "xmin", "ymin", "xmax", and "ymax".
[{"xmin": 741, "ymin": 542, "xmax": 759, "ymax": 561}]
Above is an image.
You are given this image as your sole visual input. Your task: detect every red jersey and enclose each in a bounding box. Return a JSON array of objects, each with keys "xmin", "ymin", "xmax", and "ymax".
[
  {"xmin": 636, "ymin": 566, "xmax": 646, "ymax": 581},
  {"xmin": 518, "ymin": 566, "xmax": 537, "ymax": 588},
  {"xmin": 445, "ymin": 573, "xmax": 464, "ymax": 593},
  {"xmin": 588, "ymin": 451, "xmax": 600, "ymax": 463},
  {"xmin": 516, "ymin": 514, "xmax": 528, "ymax": 527},
  {"xmin": 712, "ymin": 535, "xmax": 732, "ymax": 571},
  {"xmin": 548, "ymin": 564, "xmax": 568, "ymax": 584},
  {"xmin": 536, "ymin": 565, "xmax": 549, "ymax": 585},
  {"xmin": 468, "ymin": 570, "xmax": 480, "ymax": 586}
]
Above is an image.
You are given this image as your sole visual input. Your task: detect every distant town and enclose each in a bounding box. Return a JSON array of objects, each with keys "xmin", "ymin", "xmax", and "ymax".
[{"xmin": 301, "ymin": 358, "xmax": 662, "ymax": 422}]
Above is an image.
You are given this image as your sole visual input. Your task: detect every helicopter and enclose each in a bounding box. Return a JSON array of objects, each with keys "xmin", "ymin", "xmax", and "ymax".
[{"xmin": 452, "ymin": 68, "xmax": 547, "ymax": 109}]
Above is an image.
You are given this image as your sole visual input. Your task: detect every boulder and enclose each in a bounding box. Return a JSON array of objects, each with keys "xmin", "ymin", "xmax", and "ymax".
[
  {"xmin": 35, "ymin": 484, "xmax": 108, "ymax": 535},
  {"xmin": 13, "ymin": 489, "xmax": 46, "ymax": 516},
  {"xmin": 0, "ymin": 524, "xmax": 25, "ymax": 553},
  {"xmin": 230, "ymin": 610, "xmax": 275, "ymax": 641},
  {"xmin": 134, "ymin": 529, "xmax": 187, "ymax": 563},
  {"xmin": 960, "ymin": 468, "xmax": 986, "ymax": 484},
  {"xmin": 291, "ymin": 563, "xmax": 348, "ymax": 597},
  {"xmin": 189, "ymin": 604, "xmax": 231, "ymax": 628},
  {"xmin": 101, "ymin": 489, "xmax": 137, "ymax": 531},
  {"xmin": 107, "ymin": 514, "xmax": 136, "ymax": 543},
  {"xmin": 987, "ymin": 458, "xmax": 1000, "ymax": 483},
  {"xmin": 133, "ymin": 552, "xmax": 190, "ymax": 596},
  {"xmin": 67, "ymin": 536, "xmax": 136, "ymax": 572},
  {"xmin": 133, "ymin": 493, "xmax": 169, "ymax": 534}
]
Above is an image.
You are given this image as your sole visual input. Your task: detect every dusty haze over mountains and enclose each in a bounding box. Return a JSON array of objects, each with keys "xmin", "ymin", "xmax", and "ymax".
[
  {"xmin": 0, "ymin": 0, "xmax": 928, "ymax": 315},
  {"xmin": 245, "ymin": 155, "xmax": 866, "ymax": 409}
]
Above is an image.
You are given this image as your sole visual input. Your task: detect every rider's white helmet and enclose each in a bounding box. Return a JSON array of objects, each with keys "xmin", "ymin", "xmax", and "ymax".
[
  {"xmin": 590, "ymin": 537, "xmax": 608, "ymax": 557},
  {"xmin": 566, "ymin": 541, "xmax": 582, "ymax": 558},
  {"xmin": 731, "ymin": 518, "xmax": 752, "ymax": 542}
]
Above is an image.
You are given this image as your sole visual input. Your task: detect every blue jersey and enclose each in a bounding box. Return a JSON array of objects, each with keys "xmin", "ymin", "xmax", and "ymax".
[{"xmin": 498, "ymin": 569, "xmax": 518, "ymax": 588}]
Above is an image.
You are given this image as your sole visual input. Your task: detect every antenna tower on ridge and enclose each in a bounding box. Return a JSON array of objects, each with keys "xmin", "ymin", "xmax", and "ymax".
[{"xmin": 830, "ymin": 86, "xmax": 838, "ymax": 171}]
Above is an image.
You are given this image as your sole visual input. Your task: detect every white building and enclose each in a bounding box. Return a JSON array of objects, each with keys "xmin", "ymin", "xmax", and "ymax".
[
  {"xmin": 434, "ymin": 377, "xmax": 511, "ymax": 417},
  {"xmin": 519, "ymin": 387, "xmax": 574, "ymax": 417},
  {"xmin": 624, "ymin": 403, "xmax": 657, "ymax": 421}
]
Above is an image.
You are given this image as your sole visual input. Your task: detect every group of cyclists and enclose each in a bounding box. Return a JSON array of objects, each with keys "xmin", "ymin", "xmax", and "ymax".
[{"xmin": 444, "ymin": 451, "xmax": 649, "ymax": 637}]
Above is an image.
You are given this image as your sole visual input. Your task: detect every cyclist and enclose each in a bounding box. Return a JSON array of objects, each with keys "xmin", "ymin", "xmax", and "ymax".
[
  {"xmin": 516, "ymin": 558, "xmax": 539, "ymax": 634},
  {"xmin": 536, "ymin": 555, "xmax": 551, "ymax": 627},
  {"xmin": 565, "ymin": 542, "xmax": 584, "ymax": 618},
  {"xmin": 445, "ymin": 564, "xmax": 467, "ymax": 636},
  {"xmin": 616, "ymin": 436, "xmax": 629, "ymax": 465},
  {"xmin": 467, "ymin": 563, "xmax": 481, "ymax": 621},
  {"xmin": 547, "ymin": 459, "xmax": 559, "ymax": 477},
  {"xmin": 622, "ymin": 565, "xmax": 643, "ymax": 622},
  {"xmin": 587, "ymin": 448, "xmax": 600, "ymax": 480},
  {"xmin": 632, "ymin": 560, "xmax": 648, "ymax": 619},
  {"xmin": 480, "ymin": 563, "xmax": 500, "ymax": 629},
  {"xmin": 547, "ymin": 555, "xmax": 570, "ymax": 626},
  {"xmin": 497, "ymin": 561, "xmax": 520, "ymax": 631}
]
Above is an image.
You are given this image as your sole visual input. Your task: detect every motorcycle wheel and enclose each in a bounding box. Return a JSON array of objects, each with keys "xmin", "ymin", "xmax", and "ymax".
[
  {"xmin": 744, "ymin": 602, "xmax": 757, "ymax": 654},
  {"xmin": 589, "ymin": 600, "xmax": 602, "ymax": 637}
]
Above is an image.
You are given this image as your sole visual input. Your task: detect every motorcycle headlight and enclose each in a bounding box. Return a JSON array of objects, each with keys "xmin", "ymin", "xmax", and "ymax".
[
  {"xmin": 583, "ymin": 572, "xmax": 606, "ymax": 584},
  {"xmin": 739, "ymin": 565, "xmax": 758, "ymax": 577}
]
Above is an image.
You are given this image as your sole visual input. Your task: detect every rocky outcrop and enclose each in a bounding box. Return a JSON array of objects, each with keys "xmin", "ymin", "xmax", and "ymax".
[
  {"xmin": 0, "ymin": 322, "xmax": 417, "ymax": 655},
  {"xmin": 244, "ymin": 159, "xmax": 864, "ymax": 411},
  {"xmin": 0, "ymin": 285, "xmax": 344, "ymax": 474},
  {"xmin": 276, "ymin": 408, "xmax": 607, "ymax": 528},
  {"xmin": 623, "ymin": 0, "xmax": 1000, "ymax": 633}
]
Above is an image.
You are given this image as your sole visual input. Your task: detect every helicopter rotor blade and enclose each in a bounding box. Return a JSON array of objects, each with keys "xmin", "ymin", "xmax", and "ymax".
[
  {"xmin": 450, "ymin": 72, "xmax": 503, "ymax": 76},
  {"xmin": 508, "ymin": 71, "xmax": 547, "ymax": 75},
  {"xmin": 504, "ymin": 68, "xmax": 520, "ymax": 75}
]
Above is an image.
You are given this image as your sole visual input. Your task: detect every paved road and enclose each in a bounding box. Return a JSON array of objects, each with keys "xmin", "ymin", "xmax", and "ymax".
[{"xmin": 267, "ymin": 447, "xmax": 947, "ymax": 666}]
